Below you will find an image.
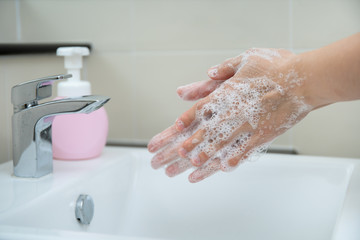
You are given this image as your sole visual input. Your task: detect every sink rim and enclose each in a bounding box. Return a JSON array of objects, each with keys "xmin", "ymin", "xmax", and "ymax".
[{"xmin": 0, "ymin": 147, "xmax": 360, "ymax": 240}]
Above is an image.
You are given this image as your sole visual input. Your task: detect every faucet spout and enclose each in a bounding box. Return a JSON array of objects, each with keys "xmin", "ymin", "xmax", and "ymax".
[{"xmin": 11, "ymin": 75, "xmax": 110, "ymax": 178}]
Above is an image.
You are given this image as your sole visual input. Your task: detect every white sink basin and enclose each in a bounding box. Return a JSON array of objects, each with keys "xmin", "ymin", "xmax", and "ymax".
[{"xmin": 0, "ymin": 147, "xmax": 359, "ymax": 240}]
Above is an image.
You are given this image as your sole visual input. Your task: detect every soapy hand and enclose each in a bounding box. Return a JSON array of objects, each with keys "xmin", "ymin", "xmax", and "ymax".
[
  {"xmin": 176, "ymin": 55, "xmax": 240, "ymax": 101},
  {"xmin": 176, "ymin": 51, "xmax": 252, "ymax": 101},
  {"xmin": 148, "ymin": 48, "xmax": 313, "ymax": 183}
]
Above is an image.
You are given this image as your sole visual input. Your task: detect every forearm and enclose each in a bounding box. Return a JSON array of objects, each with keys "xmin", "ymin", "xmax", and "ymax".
[{"xmin": 295, "ymin": 33, "xmax": 360, "ymax": 108}]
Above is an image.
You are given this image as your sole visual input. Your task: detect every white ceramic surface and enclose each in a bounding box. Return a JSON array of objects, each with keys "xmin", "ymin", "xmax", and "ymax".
[{"xmin": 0, "ymin": 147, "xmax": 359, "ymax": 240}]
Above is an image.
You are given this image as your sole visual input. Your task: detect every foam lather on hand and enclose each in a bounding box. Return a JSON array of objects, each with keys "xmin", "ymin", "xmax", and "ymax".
[
  {"xmin": 150, "ymin": 48, "xmax": 313, "ymax": 182},
  {"xmin": 188, "ymin": 77, "xmax": 281, "ymax": 171},
  {"xmin": 187, "ymin": 73, "xmax": 310, "ymax": 172}
]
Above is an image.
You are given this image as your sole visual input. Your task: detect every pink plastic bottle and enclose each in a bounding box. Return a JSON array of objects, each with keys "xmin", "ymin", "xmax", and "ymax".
[{"xmin": 52, "ymin": 47, "xmax": 109, "ymax": 160}]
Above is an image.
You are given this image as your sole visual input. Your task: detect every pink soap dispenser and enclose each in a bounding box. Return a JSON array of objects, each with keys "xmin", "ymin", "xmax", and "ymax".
[{"xmin": 52, "ymin": 47, "xmax": 109, "ymax": 160}]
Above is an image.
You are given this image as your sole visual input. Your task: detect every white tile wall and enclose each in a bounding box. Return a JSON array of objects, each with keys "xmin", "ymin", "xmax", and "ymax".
[
  {"xmin": 19, "ymin": 0, "xmax": 134, "ymax": 51},
  {"xmin": 0, "ymin": 57, "xmax": 10, "ymax": 164},
  {"xmin": 0, "ymin": 0, "xmax": 359, "ymax": 163},
  {"xmin": 293, "ymin": 101, "xmax": 360, "ymax": 158},
  {"xmin": 292, "ymin": 0, "xmax": 360, "ymax": 48},
  {"xmin": 133, "ymin": 0, "xmax": 290, "ymax": 50},
  {"xmin": 0, "ymin": 0, "xmax": 17, "ymax": 42},
  {"xmin": 133, "ymin": 52, "xmax": 235, "ymax": 137},
  {"xmin": 87, "ymin": 52, "xmax": 135, "ymax": 140}
]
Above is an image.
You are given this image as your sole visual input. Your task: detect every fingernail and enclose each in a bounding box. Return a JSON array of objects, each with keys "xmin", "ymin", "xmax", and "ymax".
[
  {"xmin": 192, "ymin": 156, "xmax": 201, "ymax": 166},
  {"xmin": 176, "ymin": 87, "xmax": 183, "ymax": 96},
  {"xmin": 178, "ymin": 148, "xmax": 188, "ymax": 158},
  {"xmin": 175, "ymin": 119, "xmax": 185, "ymax": 132},
  {"xmin": 188, "ymin": 172, "xmax": 201, "ymax": 183},
  {"xmin": 177, "ymin": 85, "xmax": 185, "ymax": 91},
  {"xmin": 148, "ymin": 141, "xmax": 161, "ymax": 153},
  {"xmin": 148, "ymin": 143, "xmax": 155, "ymax": 152},
  {"xmin": 151, "ymin": 161, "xmax": 161, "ymax": 169},
  {"xmin": 208, "ymin": 68, "xmax": 218, "ymax": 78},
  {"xmin": 176, "ymin": 87, "xmax": 185, "ymax": 100},
  {"xmin": 152, "ymin": 153, "xmax": 164, "ymax": 162},
  {"xmin": 166, "ymin": 165, "xmax": 177, "ymax": 177},
  {"xmin": 151, "ymin": 154, "xmax": 163, "ymax": 169},
  {"xmin": 147, "ymin": 134, "xmax": 159, "ymax": 150}
]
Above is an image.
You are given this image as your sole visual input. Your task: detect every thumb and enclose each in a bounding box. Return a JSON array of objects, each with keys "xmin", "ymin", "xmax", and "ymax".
[{"xmin": 207, "ymin": 56, "xmax": 242, "ymax": 80}]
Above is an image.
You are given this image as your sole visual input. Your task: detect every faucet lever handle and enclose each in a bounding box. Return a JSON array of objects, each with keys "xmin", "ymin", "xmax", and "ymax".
[{"xmin": 11, "ymin": 74, "xmax": 72, "ymax": 112}]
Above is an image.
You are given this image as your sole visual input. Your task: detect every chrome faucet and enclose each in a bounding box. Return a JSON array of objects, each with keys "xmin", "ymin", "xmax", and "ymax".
[{"xmin": 11, "ymin": 74, "xmax": 110, "ymax": 178}]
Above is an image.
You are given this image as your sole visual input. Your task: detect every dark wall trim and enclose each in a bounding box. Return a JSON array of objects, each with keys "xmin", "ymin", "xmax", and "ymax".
[
  {"xmin": 0, "ymin": 43, "xmax": 92, "ymax": 55},
  {"xmin": 106, "ymin": 141, "xmax": 298, "ymax": 154}
]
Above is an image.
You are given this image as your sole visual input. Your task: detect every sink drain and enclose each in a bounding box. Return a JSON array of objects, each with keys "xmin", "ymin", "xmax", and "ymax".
[{"xmin": 75, "ymin": 194, "xmax": 94, "ymax": 225}]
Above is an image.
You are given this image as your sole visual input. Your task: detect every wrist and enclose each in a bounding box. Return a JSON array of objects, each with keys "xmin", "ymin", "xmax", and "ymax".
[
  {"xmin": 289, "ymin": 51, "xmax": 335, "ymax": 109},
  {"xmin": 292, "ymin": 34, "xmax": 360, "ymax": 109}
]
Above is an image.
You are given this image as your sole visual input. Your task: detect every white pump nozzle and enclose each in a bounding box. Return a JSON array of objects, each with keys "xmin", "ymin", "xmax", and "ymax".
[{"xmin": 56, "ymin": 47, "xmax": 91, "ymax": 97}]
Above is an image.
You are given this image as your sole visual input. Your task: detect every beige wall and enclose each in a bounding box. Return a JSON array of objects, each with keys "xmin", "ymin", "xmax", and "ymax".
[{"xmin": 0, "ymin": 0, "xmax": 359, "ymax": 164}]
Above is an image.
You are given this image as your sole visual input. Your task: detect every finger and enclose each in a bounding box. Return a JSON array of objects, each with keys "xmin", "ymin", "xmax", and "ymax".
[
  {"xmin": 165, "ymin": 159, "xmax": 193, "ymax": 177},
  {"xmin": 190, "ymin": 123, "xmax": 253, "ymax": 167},
  {"xmin": 151, "ymin": 142, "xmax": 181, "ymax": 169},
  {"xmin": 222, "ymin": 135, "xmax": 261, "ymax": 170},
  {"xmin": 188, "ymin": 158, "xmax": 221, "ymax": 183},
  {"xmin": 177, "ymin": 80, "xmax": 224, "ymax": 101},
  {"xmin": 178, "ymin": 129, "xmax": 205, "ymax": 158},
  {"xmin": 191, "ymin": 152, "xmax": 209, "ymax": 167},
  {"xmin": 222, "ymin": 151, "xmax": 249, "ymax": 170},
  {"xmin": 148, "ymin": 125, "xmax": 178, "ymax": 153},
  {"xmin": 208, "ymin": 56, "xmax": 242, "ymax": 80},
  {"xmin": 175, "ymin": 98, "xmax": 208, "ymax": 132}
]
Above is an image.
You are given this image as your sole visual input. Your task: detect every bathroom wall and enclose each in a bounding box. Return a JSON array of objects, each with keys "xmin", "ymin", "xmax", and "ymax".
[{"xmin": 0, "ymin": 0, "xmax": 359, "ymax": 164}]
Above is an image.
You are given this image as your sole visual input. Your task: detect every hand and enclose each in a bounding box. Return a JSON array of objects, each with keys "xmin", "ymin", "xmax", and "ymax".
[
  {"xmin": 176, "ymin": 55, "xmax": 240, "ymax": 101},
  {"xmin": 148, "ymin": 48, "xmax": 313, "ymax": 183},
  {"xmin": 177, "ymin": 50, "xmax": 255, "ymax": 101}
]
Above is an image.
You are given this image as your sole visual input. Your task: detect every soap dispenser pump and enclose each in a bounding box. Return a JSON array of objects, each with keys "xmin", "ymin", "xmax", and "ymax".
[
  {"xmin": 52, "ymin": 47, "xmax": 109, "ymax": 160},
  {"xmin": 56, "ymin": 47, "xmax": 91, "ymax": 97}
]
